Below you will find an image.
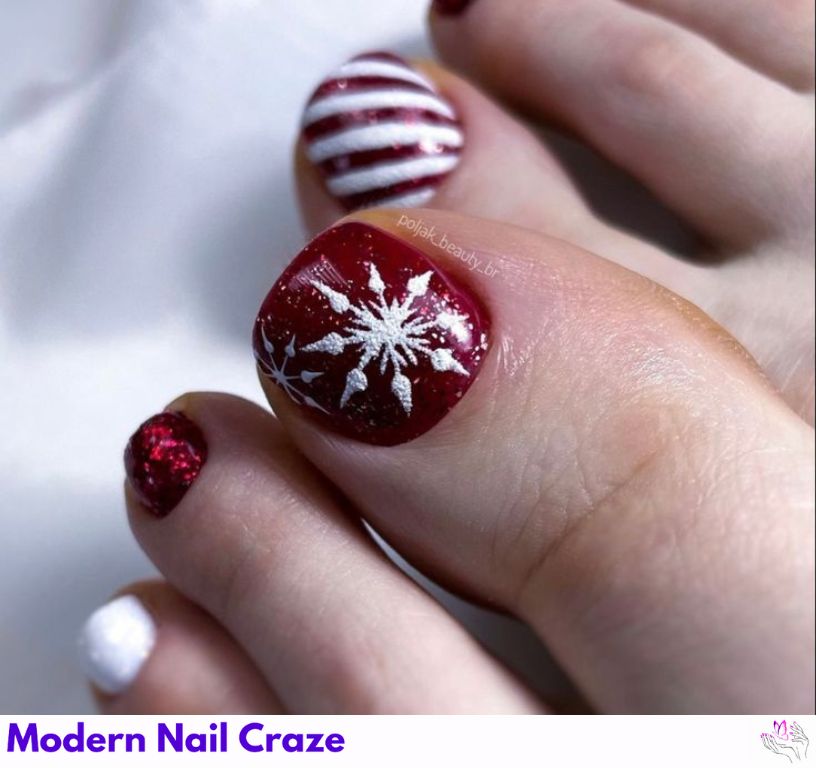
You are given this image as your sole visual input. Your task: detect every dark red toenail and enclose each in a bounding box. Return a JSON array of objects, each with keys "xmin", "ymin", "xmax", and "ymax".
[
  {"xmin": 253, "ymin": 222, "xmax": 490, "ymax": 446},
  {"xmin": 433, "ymin": 0, "xmax": 475, "ymax": 16},
  {"xmin": 124, "ymin": 411, "xmax": 207, "ymax": 517}
]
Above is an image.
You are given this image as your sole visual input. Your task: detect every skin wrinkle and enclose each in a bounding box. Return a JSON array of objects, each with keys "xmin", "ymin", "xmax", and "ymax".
[
  {"xmin": 251, "ymin": 535, "xmax": 362, "ymax": 712},
  {"xmin": 196, "ymin": 440, "xmax": 344, "ymax": 634},
  {"xmin": 615, "ymin": 0, "xmax": 815, "ymax": 89},
  {"xmin": 498, "ymin": 310, "xmax": 686, "ymax": 608},
  {"xmin": 487, "ymin": 319, "xmax": 575, "ymax": 596},
  {"xmin": 491, "ymin": 268, "xmax": 569, "ymax": 395},
  {"xmin": 377, "ymin": 212, "xmax": 804, "ymax": 621},
  {"xmin": 546, "ymin": 468, "xmax": 719, "ymax": 709},
  {"xmin": 625, "ymin": 276, "xmax": 770, "ymax": 404},
  {"xmin": 525, "ymin": 399, "xmax": 812, "ymax": 707},
  {"xmin": 542, "ymin": 527, "xmax": 693, "ymax": 712},
  {"xmin": 128, "ymin": 480, "xmax": 267, "ymax": 625},
  {"xmin": 517, "ymin": 433, "xmax": 668, "ymax": 616},
  {"xmin": 664, "ymin": 462, "xmax": 804, "ymax": 700},
  {"xmin": 509, "ymin": 300, "xmax": 746, "ymax": 614},
  {"xmin": 312, "ymin": 593, "xmax": 386, "ymax": 713},
  {"xmin": 493, "ymin": 435, "xmax": 553, "ymax": 597},
  {"xmin": 217, "ymin": 510, "xmax": 276, "ymax": 633},
  {"xmin": 384, "ymin": 213, "xmax": 771, "ymax": 610},
  {"xmin": 311, "ymin": 562, "xmax": 468, "ymax": 712},
  {"xmin": 609, "ymin": 25, "xmax": 718, "ymax": 106}
]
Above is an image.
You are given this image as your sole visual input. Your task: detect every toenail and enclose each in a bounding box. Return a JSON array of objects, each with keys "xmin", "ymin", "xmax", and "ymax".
[
  {"xmin": 78, "ymin": 595, "xmax": 157, "ymax": 695},
  {"xmin": 124, "ymin": 411, "xmax": 208, "ymax": 517},
  {"xmin": 300, "ymin": 51, "xmax": 464, "ymax": 211},
  {"xmin": 432, "ymin": 0, "xmax": 476, "ymax": 16},
  {"xmin": 253, "ymin": 222, "xmax": 490, "ymax": 445}
]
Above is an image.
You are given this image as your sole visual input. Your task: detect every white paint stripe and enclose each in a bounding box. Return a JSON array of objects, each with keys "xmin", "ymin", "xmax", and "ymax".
[
  {"xmin": 332, "ymin": 59, "xmax": 434, "ymax": 89},
  {"xmin": 302, "ymin": 89, "xmax": 456, "ymax": 126},
  {"xmin": 327, "ymin": 154, "xmax": 460, "ymax": 196},
  {"xmin": 307, "ymin": 123, "xmax": 464, "ymax": 163},
  {"xmin": 369, "ymin": 186, "xmax": 437, "ymax": 209}
]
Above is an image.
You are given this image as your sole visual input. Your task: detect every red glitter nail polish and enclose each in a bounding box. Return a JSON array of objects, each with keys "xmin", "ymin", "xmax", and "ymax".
[
  {"xmin": 124, "ymin": 411, "xmax": 207, "ymax": 517},
  {"xmin": 253, "ymin": 222, "xmax": 490, "ymax": 445},
  {"xmin": 433, "ymin": 0, "xmax": 474, "ymax": 16}
]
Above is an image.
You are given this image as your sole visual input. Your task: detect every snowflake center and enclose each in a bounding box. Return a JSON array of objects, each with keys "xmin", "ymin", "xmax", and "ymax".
[
  {"xmin": 302, "ymin": 261, "xmax": 471, "ymax": 415},
  {"xmin": 359, "ymin": 303, "xmax": 413, "ymax": 345}
]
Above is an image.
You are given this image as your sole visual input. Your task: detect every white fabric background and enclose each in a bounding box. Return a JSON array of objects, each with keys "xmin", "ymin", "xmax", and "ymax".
[{"xmin": 0, "ymin": 0, "xmax": 566, "ymax": 713}]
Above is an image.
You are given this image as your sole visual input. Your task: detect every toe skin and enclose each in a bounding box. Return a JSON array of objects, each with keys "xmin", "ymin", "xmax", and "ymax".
[{"xmin": 430, "ymin": 0, "xmax": 814, "ymax": 248}]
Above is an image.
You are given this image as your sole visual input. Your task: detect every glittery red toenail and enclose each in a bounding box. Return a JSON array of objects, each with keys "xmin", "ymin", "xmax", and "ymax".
[
  {"xmin": 253, "ymin": 222, "xmax": 490, "ymax": 445},
  {"xmin": 124, "ymin": 411, "xmax": 207, "ymax": 517}
]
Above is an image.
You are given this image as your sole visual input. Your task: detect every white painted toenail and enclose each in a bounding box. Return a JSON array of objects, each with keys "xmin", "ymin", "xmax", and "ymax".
[{"xmin": 77, "ymin": 595, "xmax": 157, "ymax": 695}]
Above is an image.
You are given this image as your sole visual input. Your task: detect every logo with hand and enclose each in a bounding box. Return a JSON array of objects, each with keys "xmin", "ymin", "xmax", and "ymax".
[{"xmin": 762, "ymin": 720, "xmax": 809, "ymax": 762}]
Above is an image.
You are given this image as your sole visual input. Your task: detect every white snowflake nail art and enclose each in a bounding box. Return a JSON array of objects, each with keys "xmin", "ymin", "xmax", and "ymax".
[
  {"xmin": 257, "ymin": 328, "xmax": 328, "ymax": 412},
  {"xmin": 302, "ymin": 263, "xmax": 470, "ymax": 414}
]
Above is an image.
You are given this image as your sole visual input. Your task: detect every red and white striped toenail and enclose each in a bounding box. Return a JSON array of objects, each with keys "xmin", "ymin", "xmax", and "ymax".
[{"xmin": 300, "ymin": 52, "xmax": 464, "ymax": 211}]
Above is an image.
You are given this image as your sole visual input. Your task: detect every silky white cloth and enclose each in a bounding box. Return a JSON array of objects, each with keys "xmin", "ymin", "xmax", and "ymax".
[{"xmin": 0, "ymin": 0, "xmax": 561, "ymax": 713}]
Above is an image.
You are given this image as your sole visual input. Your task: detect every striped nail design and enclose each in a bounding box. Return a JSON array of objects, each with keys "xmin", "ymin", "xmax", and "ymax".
[{"xmin": 301, "ymin": 52, "xmax": 464, "ymax": 211}]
